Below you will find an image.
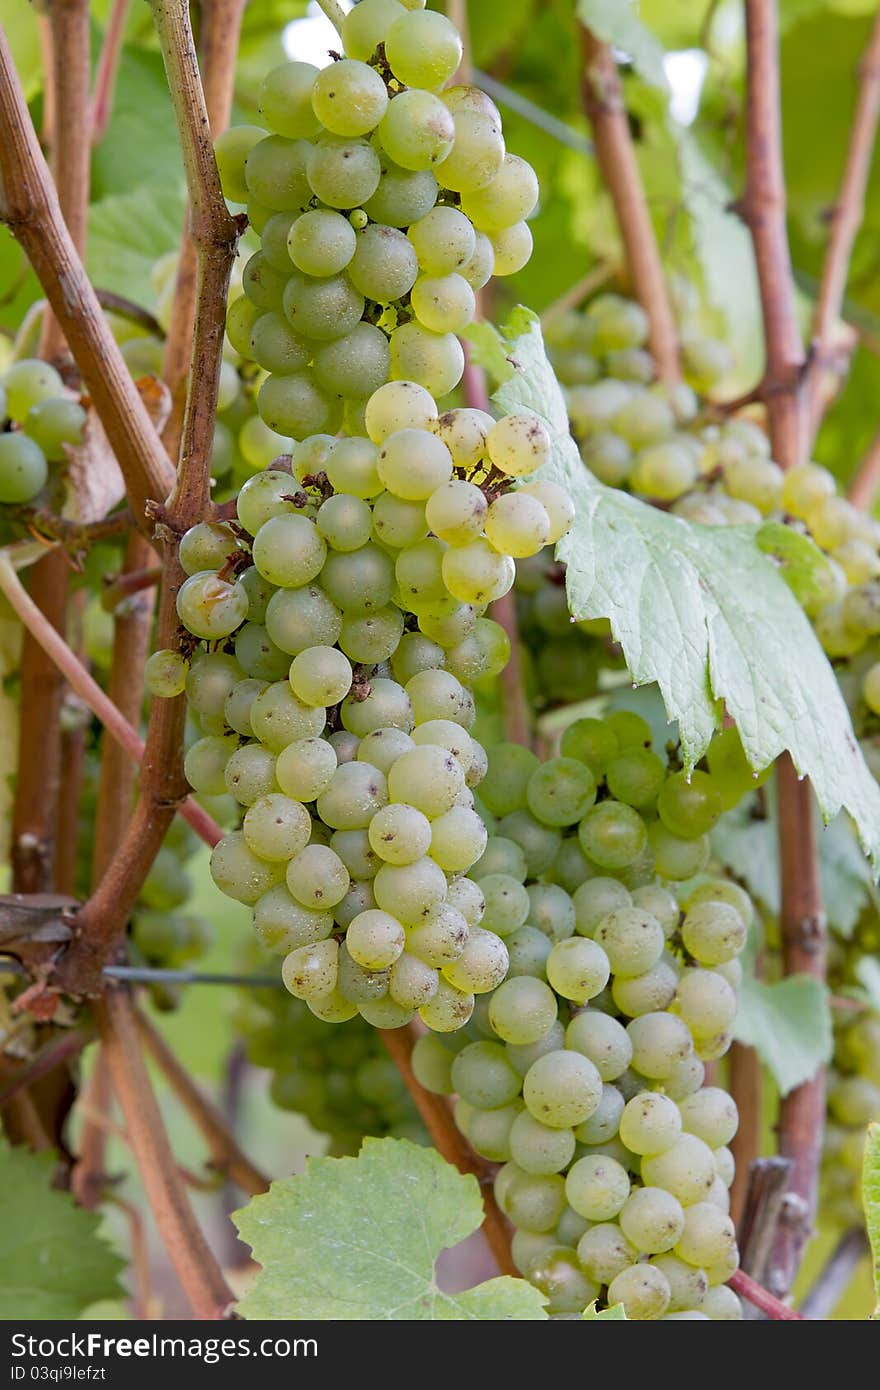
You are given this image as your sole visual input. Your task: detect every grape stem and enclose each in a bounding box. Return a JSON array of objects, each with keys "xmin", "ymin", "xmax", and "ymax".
[
  {"xmin": 15, "ymin": 506, "xmax": 136, "ymax": 548},
  {"xmin": 136, "ymin": 1009, "xmax": 270, "ymax": 1197},
  {"xmin": 742, "ymin": 0, "xmax": 828, "ymax": 1302},
  {"xmin": 71, "ymin": 1045, "xmax": 114, "ymax": 1210},
  {"xmin": 0, "ymin": 25, "xmax": 175, "ymax": 526},
  {"xmin": 805, "ymin": 7, "xmax": 880, "ymax": 446},
  {"xmin": 95, "ymin": 986, "xmax": 235, "ymax": 1319},
  {"xmin": 90, "ymin": 0, "xmax": 131, "ymax": 145},
  {"xmin": 0, "ymin": 554, "xmax": 223, "ymax": 853},
  {"xmin": 578, "ymin": 29, "xmax": 680, "ymax": 382},
  {"xmin": 728, "ymin": 1040, "xmax": 763, "ymax": 1230},
  {"xmin": 848, "ymin": 422, "xmax": 880, "ymax": 509},
  {"xmin": 0, "ymin": 1026, "xmax": 93, "ymax": 1111},
  {"xmin": 379, "ymin": 1024, "xmax": 517, "ymax": 1277},
  {"xmin": 313, "ymin": 0, "xmax": 347, "ymax": 40},
  {"xmin": 149, "ymin": 0, "xmax": 244, "ymax": 521},
  {"xmin": 729, "ymin": 1270, "xmax": 805, "ymax": 1321},
  {"xmin": 460, "ymin": 343, "xmax": 533, "ymax": 749}
]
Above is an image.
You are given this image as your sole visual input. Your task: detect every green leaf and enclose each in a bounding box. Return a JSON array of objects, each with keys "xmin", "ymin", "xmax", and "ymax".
[
  {"xmin": 576, "ymin": 0, "xmax": 668, "ymax": 90},
  {"xmin": 856, "ymin": 956, "xmax": 880, "ymax": 1012},
  {"xmin": 862, "ymin": 1122, "xmax": 880, "ymax": 1316},
  {"xmin": 0, "ymin": 1145, "xmax": 123, "ymax": 1318},
  {"xmin": 583, "ymin": 1299, "xmax": 627, "ymax": 1319},
  {"xmin": 233, "ymin": 1137, "xmax": 547, "ymax": 1321},
  {"xmin": 733, "ymin": 973, "xmax": 833, "ymax": 1095},
  {"xmin": 490, "ymin": 309, "xmax": 880, "ymax": 868},
  {"xmin": 91, "ymin": 46, "xmax": 182, "ymax": 200},
  {"xmin": 87, "ymin": 183, "xmax": 188, "ymax": 311}
]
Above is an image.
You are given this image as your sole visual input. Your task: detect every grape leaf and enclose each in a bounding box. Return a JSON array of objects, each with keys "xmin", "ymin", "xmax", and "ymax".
[
  {"xmin": 583, "ymin": 1300, "xmax": 627, "ymax": 1319},
  {"xmin": 0, "ymin": 1145, "xmax": 123, "ymax": 1318},
  {"xmin": 863, "ymin": 1122, "xmax": 880, "ymax": 1317},
  {"xmin": 711, "ymin": 794, "xmax": 876, "ymax": 938},
  {"xmin": 576, "ymin": 0, "xmax": 669, "ymax": 90},
  {"xmin": 490, "ymin": 308, "xmax": 880, "ymax": 868},
  {"xmin": 733, "ymin": 973, "xmax": 833, "ymax": 1095},
  {"xmin": 87, "ymin": 184, "xmax": 187, "ymax": 311},
  {"xmin": 233, "ymin": 1137, "xmax": 548, "ymax": 1321}
]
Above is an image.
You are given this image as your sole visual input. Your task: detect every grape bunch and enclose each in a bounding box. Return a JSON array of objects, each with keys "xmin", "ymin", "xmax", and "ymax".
[
  {"xmin": 0, "ymin": 357, "xmax": 86, "ymax": 506},
  {"xmin": 154, "ymin": 379, "xmax": 574, "ymax": 1031},
  {"xmin": 413, "ymin": 714, "xmax": 749, "ymax": 1319},
  {"xmin": 237, "ymin": 978, "xmax": 424, "ymax": 1154},
  {"xmin": 215, "ymin": 2, "xmax": 538, "ymax": 433}
]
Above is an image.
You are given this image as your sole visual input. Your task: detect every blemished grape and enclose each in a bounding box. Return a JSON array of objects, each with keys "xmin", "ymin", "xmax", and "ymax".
[
  {"xmin": 145, "ymin": 649, "xmax": 188, "ymax": 699},
  {"xmin": 378, "ymin": 89, "xmax": 455, "ymax": 171}
]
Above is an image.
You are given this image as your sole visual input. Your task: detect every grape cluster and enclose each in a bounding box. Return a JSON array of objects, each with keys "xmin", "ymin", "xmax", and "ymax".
[
  {"xmin": 237, "ymin": 979, "xmax": 424, "ymax": 1154},
  {"xmin": 215, "ymin": 3, "xmax": 538, "ymax": 433},
  {"xmin": 414, "ymin": 713, "xmax": 748, "ymax": 1319},
  {"xmin": 0, "ymin": 358, "xmax": 86, "ymax": 506},
  {"xmin": 159, "ymin": 379, "xmax": 574, "ymax": 1030}
]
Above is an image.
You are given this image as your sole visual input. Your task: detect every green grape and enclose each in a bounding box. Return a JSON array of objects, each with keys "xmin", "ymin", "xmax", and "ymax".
[
  {"xmin": 385, "ymin": 9, "xmax": 462, "ymax": 89},
  {"xmin": 505, "ymin": 926, "xmax": 552, "ymax": 979},
  {"xmin": 496, "ymin": 811, "xmax": 561, "ymax": 878},
  {"xmin": 214, "ymin": 124, "xmax": 266, "ymax": 202},
  {"xmin": 3, "ymin": 359, "xmax": 64, "ymax": 420},
  {"xmin": 526, "ymin": 1247, "xmax": 598, "ymax": 1316},
  {"xmin": 245, "ymin": 136, "xmax": 312, "ymax": 212},
  {"xmin": 306, "ymin": 134, "xmax": 382, "ymax": 208},
  {"xmin": 407, "ymin": 901, "xmax": 469, "ymax": 966},
  {"xmin": 389, "ymin": 951, "xmax": 439, "ymax": 1009},
  {"xmin": 576, "ymin": 1224, "xmax": 637, "ymax": 1287},
  {"xmin": 451, "ymin": 1040, "xmax": 521, "ymax": 1109},
  {"xmin": 264, "ymin": 584, "xmax": 342, "ymax": 656},
  {"xmin": 370, "ymin": 493, "xmax": 428, "ymax": 550},
  {"xmin": 476, "ymin": 745, "xmax": 538, "ymax": 820},
  {"xmin": 418, "ymin": 977, "xmax": 474, "ymax": 1032},
  {"xmin": 320, "ymin": 543, "xmax": 395, "ymax": 615},
  {"xmin": 239, "ymin": 415, "xmax": 293, "ymax": 472},
  {"xmin": 394, "ymin": 536, "xmax": 447, "ymax": 607},
  {"xmin": 418, "ymin": 599, "xmax": 478, "ymax": 648},
  {"xmin": 178, "ymin": 521, "xmax": 238, "ymax": 576},
  {"xmin": 275, "ymin": 736, "xmax": 337, "ymax": 802},
  {"xmin": 631, "ymin": 884, "xmax": 679, "ymax": 938},
  {"xmin": 781, "ymin": 461, "xmax": 836, "ymax": 519},
  {"xmin": 281, "ymin": 938, "xmax": 339, "ymax": 1001},
  {"xmin": 0, "ymin": 433, "xmax": 48, "ymax": 503},
  {"xmin": 522, "ymin": 1050, "xmax": 602, "ymax": 1129},
  {"xmin": 461, "ymin": 153, "xmax": 539, "ymax": 232},
  {"xmin": 235, "ymin": 472, "xmax": 298, "ymax": 536},
  {"xmin": 701, "ymin": 1285, "xmax": 743, "ymax": 1319},
  {"xmin": 611, "ymin": 958, "xmax": 678, "ymax": 1016},
  {"xmin": 574, "ymin": 1080, "xmax": 625, "ymax": 1145},
  {"xmin": 224, "ymin": 741, "xmax": 278, "ymax": 805},
  {"xmin": 578, "ymin": 801, "xmax": 647, "ymax": 871},
  {"xmin": 647, "ymin": 822, "xmax": 710, "ymax": 881},
  {"xmin": 385, "ymin": 743, "xmax": 465, "ymax": 817},
  {"xmin": 675, "ymin": 1202, "xmax": 736, "ymax": 1268},
  {"xmin": 235, "ymin": 624, "xmax": 292, "ymax": 683},
  {"xmin": 226, "ymin": 294, "xmax": 262, "ymax": 355},
  {"xmin": 251, "ymin": 514, "xmax": 326, "ymax": 588},
  {"xmin": 545, "ymin": 937, "xmax": 610, "ymax": 1004},
  {"xmin": 313, "ymin": 323, "xmax": 391, "ymax": 400},
  {"xmin": 176, "ymin": 571, "xmax": 248, "ymax": 640},
  {"xmin": 678, "ymin": 1088, "xmax": 738, "ymax": 1149},
  {"xmin": 560, "ymin": 717, "xmax": 619, "ymax": 776},
  {"xmin": 291, "ymin": 433, "xmax": 336, "ymax": 482},
  {"xmin": 681, "ymin": 902, "xmax": 747, "ymax": 966},
  {"xmin": 605, "ymin": 748, "xmax": 666, "ymax": 809},
  {"xmin": 286, "ymin": 843, "xmax": 350, "ymax": 909},
  {"xmin": 487, "ymin": 220, "xmax": 532, "ymax": 277},
  {"xmin": 339, "ymin": 605, "xmax": 405, "ymax": 662},
  {"xmin": 373, "ymin": 855, "xmax": 448, "ymax": 925},
  {"xmin": 410, "ymin": 1031, "xmax": 456, "ymax": 1094},
  {"xmin": 368, "ymin": 802, "xmax": 432, "ymax": 866},
  {"xmin": 441, "ymin": 539, "xmax": 513, "ymax": 605},
  {"xmin": 564, "ymin": 1010, "xmax": 632, "ymax": 1082},
  {"xmin": 365, "ymin": 379, "xmax": 438, "ymax": 442},
  {"xmin": 184, "ymin": 734, "xmax": 237, "ymax": 796},
  {"xmin": 505, "ymin": 1110, "xmax": 573, "ymax": 1175},
  {"xmin": 290, "ymin": 645, "xmax": 353, "ymax": 706},
  {"xmin": 593, "ymin": 907, "xmax": 664, "ymax": 979},
  {"xmin": 674, "ymin": 969, "xmax": 737, "ymax": 1039},
  {"xmin": 258, "ymin": 62, "xmax": 320, "ymax": 138},
  {"xmin": 478, "ymin": 873, "xmax": 530, "ymax": 936},
  {"xmin": 341, "ymin": 0, "xmax": 406, "ymax": 58},
  {"xmin": 282, "ymin": 273, "xmax": 365, "ymax": 343},
  {"xmin": 23, "ymin": 398, "xmax": 86, "ymax": 459},
  {"xmin": 337, "ymin": 942, "xmax": 391, "ymax": 1004},
  {"xmin": 311, "ymin": 59, "xmax": 388, "ymax": 137},
  {"xmin": 441, "ymin": 926, "xmax": 509, "ymax": 993},
  {"xmin": 498, "ymin": 1167, "xmax": 566, "ymax": 1234},
  {"xmin": 210, "ymin": 830, "xmax": 284, "ymax": 905},
  {"xmin": 285, "ymin": 208, "xmax": 355, "ymax": 277},
  {"xmin": 438, "ymin": 107, "xmax": 504, "ymax": 194},
  {"xmin": 526, "ymin": 758, "xmax": 597, "ymax": 828},
  {"xmin": 657, "ymin": 769, "xmax": 723, "ymax": 839},
  {"xmin": 185, "ymin": 652, "xmax": 242, "ymax": 734},
  {"xmin": 364, "ymin": 158, "xmax": 438, "ymax": 228},
  {"xmin": 460, "ymin": 231, "xmax": 495, "ymax": 289},
  {"xmin": 316, "ymin": 762, "xmax": 388, "ymax": 831},
  {"xmin": 515, "ymin": 481, "xmax": 574, "ymax": 544},
  {"xmin": 348, "ymin": 224, "xmax": 419, "ymax": 302},
  {"xmin": 564, "ymin": 1153, "xmax": 630, "ymax": 1222},
  {"xmin": 258, "ymin": 371, "xmax": 342, "ymax": 438},
  {"xmin": 628, "ymin": 1012, "xmax": 694, "ymax": 1080},
  {"xmin": 411, "ymin": 273, "xmax": 476, "ymax": 335},
  {"xmin": 242, "ymin": 793, "xmax": 312, "ymax": 862},
  {"xmin": 343, "ymin": 909, "xmax": 405, "ymax": 969},
  {"xmin": 390, "ymin": 631, "xmax": 445, "ymax": 684},
  {"xmin": 489, "ymin": 976, "xmax": 557, "ymax": 1045},
  {"xmin": 389, "ymin": 322, "xmax": 465, "ymax": 398},
  {"xmin": 259, "ymin": 211, "xmax": 298, "ymax": 272},
  {"xmin": 378, "ymin": 89, "xmax": 455, "ymax": 171},
  {"xmin": 331, "ymin": 828, "xmax": 380, "ymax": 880},
  {"xmin": 315, "ymin": 494, "xmax": 373, "ymax": 553},
  {"xmin": 429, "ymin": 805, "xmax": 487, "ymax": 872},
  {"xmin": 641, "ymin": 1133, "xmax": 717, "ymax": 1205},
  {"xmin": 618, "ymin": 1186, "xmax": 685, "ymax": 1257},
  {"xmin": 342, "ymin": 679, "xmax": 414, "ymax": 737},
  {"xmin": 486, "ymin": 412, "xmax": 550, "ymax": 476},
  {"xmin": 145, "ymin": 649, "xmax": 188, "ymax": 699},
  {"xmin": 249, "ymin": 312, "xmax": 311, "ymax": 374},
  {"xmin": 325, "ymin": 436, "xmax": 383, "ymax": 498},
  {"xmin": 250, "ymin": 681, "xmax": 325, "ymax": 752}
]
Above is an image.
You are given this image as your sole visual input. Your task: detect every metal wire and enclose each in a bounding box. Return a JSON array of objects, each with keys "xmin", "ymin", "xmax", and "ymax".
[
  {"xmin": 473, "ymin": 69, "xmax": 594, "ymax": 157},
  {"xmin": 102, "ymin": 966, "xmax": 283, "ymax": 988}
]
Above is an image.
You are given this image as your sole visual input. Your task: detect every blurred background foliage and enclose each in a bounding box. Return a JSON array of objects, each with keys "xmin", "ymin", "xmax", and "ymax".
[{"xmin": 2, "ymin": 0, "xmax": 879, "ymax": 1315}]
